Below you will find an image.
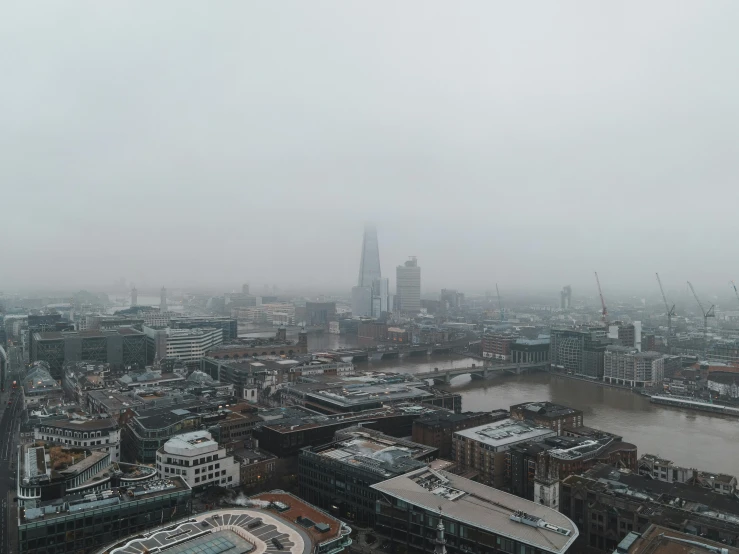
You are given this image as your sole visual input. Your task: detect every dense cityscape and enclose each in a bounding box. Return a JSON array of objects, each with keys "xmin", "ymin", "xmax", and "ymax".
[
  {"xmin": 3, "ymin": 3, "xmax": 739, "ymax": 554},
  {"xmin": 0, "ymin": 223, "xmax": 738, "ymax": 554}
]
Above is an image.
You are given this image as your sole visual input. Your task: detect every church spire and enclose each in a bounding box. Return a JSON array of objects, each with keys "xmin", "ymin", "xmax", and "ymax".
[{"xmin": 434, "ymin": 511, "xmax": 447, "ymax": 554}]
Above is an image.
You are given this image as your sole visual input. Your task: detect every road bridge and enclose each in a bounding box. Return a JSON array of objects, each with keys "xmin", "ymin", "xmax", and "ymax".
[
  {"xmin": 415, "ymin": 361, "xmax": 549, "ymax": 384},
  {"xmin": 328, "ymin": 339, "xmax": 472, "ymax": 362}
]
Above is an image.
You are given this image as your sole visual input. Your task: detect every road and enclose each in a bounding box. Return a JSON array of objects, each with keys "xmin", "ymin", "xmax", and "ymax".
[{"xmin": 0, "ymin": 345, "xmax": 24, "ymax": 554}]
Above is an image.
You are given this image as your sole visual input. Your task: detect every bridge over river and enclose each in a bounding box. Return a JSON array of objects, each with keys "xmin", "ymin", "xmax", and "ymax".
[{"xmin": 414, "ymin": 361, "xmax": 549, "ymax": 384}]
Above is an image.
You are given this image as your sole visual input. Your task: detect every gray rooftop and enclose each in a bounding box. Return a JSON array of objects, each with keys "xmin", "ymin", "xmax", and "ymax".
[
  {"xmin": 455, "ymin": 418, "xmax": 556, "ymax": 450},
  {"xmin": 372, "ymin": 468, "xmax": 578, "ymax": 554}
]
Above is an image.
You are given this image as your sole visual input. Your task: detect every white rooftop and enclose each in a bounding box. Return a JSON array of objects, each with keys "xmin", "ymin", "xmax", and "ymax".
[
  {"xmin": 454, "ymin": 418, "xmax": 556, "ymax": 450},
  {"xmin": 162, "ymin": 430, "xmax": 219, "ymax": 456},
  {"xmin": 372, "ymin": 468, "xmax": 578, "ymax": 554}
]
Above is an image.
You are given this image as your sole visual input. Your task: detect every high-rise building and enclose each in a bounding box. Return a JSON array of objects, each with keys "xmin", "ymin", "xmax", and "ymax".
[
  {"xmin": 352, "ymin": 224, "xmax": 385, "ymax": 317},
  {"xmin": 160, "ymin": 286, "xmax": 168, "ymax": 311},
  {"xmin": 131, "ymin": 286, "xmax": 138, "ymax": 307},
  {"xmin": 396, "ymin": 257, "xmax": 421, "ymax": 313}
]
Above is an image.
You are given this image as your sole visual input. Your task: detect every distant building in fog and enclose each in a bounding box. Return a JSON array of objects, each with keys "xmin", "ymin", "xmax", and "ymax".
[{"xmin": 396, "ymin": 257, "xmax": 421, "ymax": 313}]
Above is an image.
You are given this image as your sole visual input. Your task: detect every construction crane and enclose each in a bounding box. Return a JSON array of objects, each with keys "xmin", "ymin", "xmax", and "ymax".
[
  {"xmin": 730, "ymin": 280, "xmax": 739, "ymax": 306},
  {"xmin": 687, "ymin": 281, "xmax": 715, "ymax": 360},
  {"xmin": 496, "ymin": 283, "xmax": 504, "ymax": 322},
  {"xmin": 594, "ymin": 272, "xmax": 608, "ymax": 325},
  {"xmin": 655, "ymin": 273, "xmax": 676, "ymax": 341}
]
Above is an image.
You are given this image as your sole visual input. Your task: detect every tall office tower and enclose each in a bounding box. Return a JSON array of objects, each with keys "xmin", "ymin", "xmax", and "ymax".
[
  {"xmin": 396, "ymin": 257, "xmax": 421, "ymax": 313},
  {"xmin": 352, "ymin": 224, "xmax": 383, "ymax": 317},
  {"xmin": 160, "ymin": 287, "xmax": 168, "ymax": 312},
  {"xmin": 372, "ymin": 277, "xmax": 390, "ymax": 316},
  {"xmin": 242, "ymin": 283, "xmax": 250, "ymax": 295},
  {"xmin": 131, "ymin": 286, "xmax": 138, "ymax": 307},
  {"xmin": 560, "ymin": 285, "xmax": 572, "ymax": 309}
]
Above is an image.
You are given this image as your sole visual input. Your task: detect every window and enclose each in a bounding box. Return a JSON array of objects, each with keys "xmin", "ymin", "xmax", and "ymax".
[
  {"xmin": 195, "ymin": 469, "xmax": 200, "ymax": 475},
  {"xmin": 195, "ymin": 477, "xmax": 200, "ymax": 483},
  {"xmin": 228, "ymin": 476, "xmax": 233, "ymax": 482}
]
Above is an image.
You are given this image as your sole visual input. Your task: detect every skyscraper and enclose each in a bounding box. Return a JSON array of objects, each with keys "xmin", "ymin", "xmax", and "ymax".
[
  {"xmin": 160, "ymin": 286, "xmax": 168, "ymax": 312},
  {"xmin": 131, "ymin": 286, "xmax": 138, "ymax": 307},
  {"xmin": 352, "ymin": 224, "xmax": 386, "ymax": 317},
  {"xmin": 396, "ymin": 257, "xmax": 421, "ymax": 313},
  {"xmin": 357, "ymin": 224, "xmax": 381, "ymax": 288}
]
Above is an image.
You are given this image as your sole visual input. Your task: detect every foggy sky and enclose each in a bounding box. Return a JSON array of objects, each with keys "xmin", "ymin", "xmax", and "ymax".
[{"xmin": 2, "ymin": 2, "xmax": 739, "ymax": 296}]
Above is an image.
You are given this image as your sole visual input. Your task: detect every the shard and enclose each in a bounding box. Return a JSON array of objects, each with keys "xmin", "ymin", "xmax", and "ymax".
[
  {"xmin": 352, "ymin": 224, "xmax": 388, "ymax": 317},
  {"xmin": 357, "ymin": 223, "xmax": 381, "ymax": 287}
]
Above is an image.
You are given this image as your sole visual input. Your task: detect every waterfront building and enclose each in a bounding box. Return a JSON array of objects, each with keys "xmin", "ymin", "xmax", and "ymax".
[
  {"xmin": 453, "ymin": 419, "xmax": 556, "ymax": 487},
  {"xmin": 481, "ymin": 333, "xmax": 516, "ymax": 360},
  {"xmin": 510, "ymin": 338, "xmax": 550, "ymax": 364},
  {"xmin": 550, "ymin": 327, "xmax": 608, "ymax": 379},
  {"xmin": 396, "ymin": 257, "xmax": 421, "ymax": 313},
  {"xmin": 299, "ymin": 426, "xmax": 436, "ymax": 525},
  {"xmin": 156, "ymin": 430, "xmax": 240, "ymax": 490},
  {"xmin": 509, "ymin": 401, "xmax": 583, "ymax": 436},
  {"xmin": 372, "ymin": 467, "xmax": 578, "ymax": 554},
  {"xmin": 637, "ymin": 454, "xmax": 737, "ymax": 495},
  {"xmin": 603, "ymin": 346, "xmax": 664, "ymax": 387}
]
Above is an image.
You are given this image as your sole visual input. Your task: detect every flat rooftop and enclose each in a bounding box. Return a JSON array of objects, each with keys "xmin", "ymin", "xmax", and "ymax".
[
  {"xmin": 511, "ymin": 401, "xmax": 581, "ymax": 418},
  {"xmin": 617, "ymin": 524, "xmax": 739, "ymax": 554},
  {"xmin": 372, "ymin": 468, "xmax": 578, "ymax": 554},
  {"xmin": 455, "ymin": 419, "xmax": 556, "ymax": 450},
  {"xmin": 22, "ymin": 478, "xmax": 190, "ymax": 524},
  {"xmin": 103, "ymin": 493, "xmax": 349, "ymax": 554},
  {"xmin": 306, "ymin": 383, "xmax": 431, "ymax": 408},
  {"xmin": 40, "ymin": 417, "xmax": 117, "ymax": 431},
  {"xmin": 36, "ymin": 328, "xmax": 144, "ymax": 340}
]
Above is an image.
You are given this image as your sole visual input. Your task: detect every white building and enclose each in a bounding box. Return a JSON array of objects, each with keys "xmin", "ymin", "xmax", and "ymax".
[
  {"xmin": 156, "ymin": 430, "xmax": 240, "ymax": 490},
  {"xmin": 143, "ymin": 326, "xmax": 224, "ymax": 364},
  {"xmin": 604, "ymin": 346, "xmax": 664, "ymax": 387},
  {"xmin": 34, "ymin": 418, "xmax": 122, "ymax": 462},
  {"xmin": 396, "ymin": 257, "xmax": 421, "ymax": 313}
]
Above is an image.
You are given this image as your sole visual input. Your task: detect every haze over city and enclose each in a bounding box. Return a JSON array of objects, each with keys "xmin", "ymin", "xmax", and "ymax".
[{"xmin": 2, "ymin": 1, "xmax": 739, "ymax": 295}]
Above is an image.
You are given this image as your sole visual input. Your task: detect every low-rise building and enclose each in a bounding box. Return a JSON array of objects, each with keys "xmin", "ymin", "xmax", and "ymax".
[
  {"xmin": 23, "ymin": 361, "xmax": 65, "ymax": 408},
  {"xmin": 299, "ymin": 427, "xmax": 437, "ymax": 526},
  {"xmin": 156, "ymin": 430, "xmax": 240, "ymax": 490},
  {"xmin": 510, "ymin": 401, "xmax": 584, "ymax": 435},
  {"xmin": 372, "ymin": 467, "xmax": 578, "ymax": 554},
  {"xmin": 638, "ymin": 454, "xmax": 737, "ymax": 495},
  {"xmin": 481, "ymin": 333, "xmax": 516, "ymax": 360},
  {"xmin": 453, "ymin": 418, "xmax": 557, "ymax": 487},
  {"xmin": 235, "ymin": 447, "xmax": 277, "ymax": 490},
  {"xmin": 62, "ymin": 361, "xmax": 110, "ymax": 406}
]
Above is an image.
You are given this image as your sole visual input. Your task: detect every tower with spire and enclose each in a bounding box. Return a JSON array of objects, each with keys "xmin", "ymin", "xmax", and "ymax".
[{"xmin": 434, "ymin": 509, "xmax": 447, "ymax": 554}]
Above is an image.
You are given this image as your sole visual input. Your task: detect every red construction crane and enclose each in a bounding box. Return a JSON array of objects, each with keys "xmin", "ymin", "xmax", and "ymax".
[{"xmin": 594, "ymin": 271, "xmax": 608, "ymax": 325}]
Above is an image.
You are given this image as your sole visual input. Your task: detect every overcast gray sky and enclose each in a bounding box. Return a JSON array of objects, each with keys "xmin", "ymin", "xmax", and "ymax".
[{"xmin": 2, "ymin": 1, "xmax": 738, "ymax": 296}]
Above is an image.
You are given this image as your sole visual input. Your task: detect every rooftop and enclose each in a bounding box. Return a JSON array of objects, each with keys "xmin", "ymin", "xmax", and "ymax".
[
  {"xmin": 21, "ymin": 477, "xmax": 190, "ymax": 524},
  {"xmin": 616, "ymin": 524, "xmax": 739, "ymax": 554},
  {"xmin": 372, "ymin": 468, "xmax": 578, "ymax": 554},
  {"xmin": 36, "ymin": 328, "xmax": 144, "ymax": 340},
  {"xmin": 510, "ymin": 401, "xmax": 581, "ymax": 419},
  {"xmin": 100, "ymin": 492, "xmax": 350, "ymax": 554},
  {"xmin": 39, "ymin": 417, "xmax": 118, "ymax": 431},
  {"xmin": 306, "ymin": 383, "xmax": 432, "ymax": 408},
  {"xmin": 455, "ymin": 419, "xmax": 556, "ymax": 449},
  {"xmin": 162, "ymin": 430, "xmax": 219, "ymax": 456}
]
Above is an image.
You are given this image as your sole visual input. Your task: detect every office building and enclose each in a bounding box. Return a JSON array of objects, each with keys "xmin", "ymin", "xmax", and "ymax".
[
  {"xmin": 560, "ymin": 464, "xmax": 739, "ymax": 552},
  {"xmin": 372, "ymin": 277, "xmax": 390, "ymax": 316},
  {"xmin": 122, "ymin": 401, "xmax": 205, "ymax": 463},
  {"xmin": 156, "ymin": 430, "xmax": 240, "ymax": 490},
  {"xmin": 31, "ymin": 328, "xmax": 147, "ymax": 378},
  {"xmin": 604, "ymin": 346, "xmax": 665, "ymax": 387},
  {"xmin": 510, "ymin": 338, "xmax": 550, "ymax": 364},
  {"xmin": 143, "ymin": 325, "xmax": 223, "ymax": 365},
  {"xmin": 34, "ymin": 417, "xmax": 122, "ymax": 462},
  {"xmin": 509, "ymin": 402, "xmax": 583, "ymax": 435},
  {"xmin": 397, "ymin": 257, "xmax": 421, "ymax": 313},
  {"xmin": 453, "ymin": 419, "xmax": 556, "ymax": 487},
  {"xmin": 169, "ymin": 316, "xmax": 238, "ymax": 341},
  {"xmin": 299, "ymin": 427, "xmax": 436, "ymax": 525},
  {"xmin": 303, "ymin": 302, "xmax": 337, "ymax": 326},
  {"xmin": 97, "ymin": 492, "xmax": 352, "ymax": 554},
  {"xmin": 440, "ymin": 289, "xmax": 464, "ymax": 311},
  {"xmin": 160, "ymin": 286, "xmax": 167, "ymax": 311},
  {"xmin": 234, "ymin": 447, "xmax": 277, "ymax": 489},
  {"xmin": 412, "ymin": 410, "xmax": 508, "ymax": 458},
  {"xmin": 18, "ymin": 477, "xmax": 191, "ymax": 554},
  {"xmin": 550, "ymin": 328, "xmax": 607, "ymax": 379},
  {"xmin": 560, "ymin": 286, "xmax": 572, "ymax": 309},
  {"xmin": 481, "ymin": 333, "xmax": 516, "ymax": 360},
  {"xmin": 352, "ymin": 224, "xmax": 383, "ymax": 317},
  {"xmin": 372, "ymin": 467, "xmax": 578, "ymax": 554}
]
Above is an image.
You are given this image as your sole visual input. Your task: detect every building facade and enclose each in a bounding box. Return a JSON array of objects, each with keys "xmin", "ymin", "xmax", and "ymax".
[
  {"xmin": 412, "ymin": 410, "xmax": 507, "ymax": 458},
  {"xmin": 143, "ymin": 326, "xmax": 223, "ymax": 365},
  {"xmin": 550, "ymin": 328, "xmax": 607, "ymax": 379},
  {"xmin": 156, "ymin": 430, "xmax": 240, "ymax": 490},
  {"xmin": 34, "ymin": 418, "xmax": 122, "ymax": 462},
  {"xmin": 396, "ymin": 257, "xmax": 421, "ymax": 313},
  {"xmin": 509, "ymin": 402, "xmax": 583, "ymax": 436},
  {"xmin": 604, "ymin": 346, "xmax": 664, "ymax": 387}
]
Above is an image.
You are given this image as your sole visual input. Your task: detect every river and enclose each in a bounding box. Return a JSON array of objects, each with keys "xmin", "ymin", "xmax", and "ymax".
[{"xmin": 305, "ymin": 334, "xmax": 739, "ymax": 475}]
